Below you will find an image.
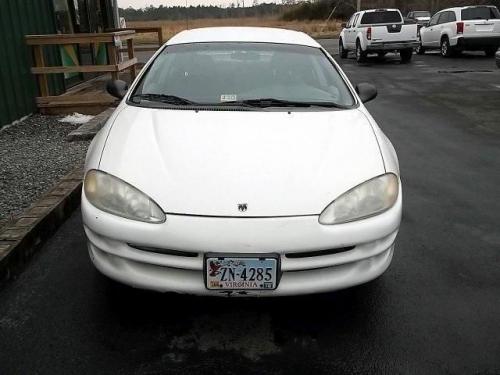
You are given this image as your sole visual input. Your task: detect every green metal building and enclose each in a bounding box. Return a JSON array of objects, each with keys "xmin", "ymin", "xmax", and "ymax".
[{"xmin": 0, "ymin": 0, "xmax": 119, "ymax": 129}]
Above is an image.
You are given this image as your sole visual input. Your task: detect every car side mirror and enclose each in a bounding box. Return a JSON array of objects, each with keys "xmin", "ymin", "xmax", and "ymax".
[
  {"xmin": 355, "ymin": 83, "xmax": 377, "ymax": 103},
  {"xmin": 106, "ymin": 80, "xmax": 128, "ymax": 99},
  {"xmin": 341, "ymin": 22, "xmax": 347, "ymax": 28}
]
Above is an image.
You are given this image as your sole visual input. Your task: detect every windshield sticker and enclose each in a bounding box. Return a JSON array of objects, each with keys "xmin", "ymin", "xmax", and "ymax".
[{"xmin": 220, "ymin": 94, "xmax": 237, "ymax": 102}]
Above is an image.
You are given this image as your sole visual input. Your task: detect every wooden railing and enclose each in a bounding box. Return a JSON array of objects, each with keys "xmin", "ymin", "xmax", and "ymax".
[
  {"xmin": 25, "ymin": 31, "xmax": 137, "ymax": 111},
  {"xmin": 107, "ymin": 27, "xmax": 164, "ymax": 52}
]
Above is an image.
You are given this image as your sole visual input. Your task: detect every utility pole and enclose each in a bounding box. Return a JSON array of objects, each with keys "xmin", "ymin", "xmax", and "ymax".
[{"xmin": 357, "ymin": 0, "xmax": 361, "ymax": 11}]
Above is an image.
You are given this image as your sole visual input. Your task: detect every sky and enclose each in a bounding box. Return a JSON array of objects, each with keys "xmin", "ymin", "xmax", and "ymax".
[{"xmin": 117, "ymin": 0, "xmax": 255, "ymax": 8}]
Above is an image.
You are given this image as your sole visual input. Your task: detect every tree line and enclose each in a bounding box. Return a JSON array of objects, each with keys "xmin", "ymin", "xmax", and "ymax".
[
  {"xmin": 119, "ymin": 0, "xmax": 500, "ymax": 22},
  {"xmin": 283, "ymin": 0, "xmax": 500, "ymax": 21},
  {"xmin": 119, "ymin": 3, "xmax": 288, "ymax": 21}
]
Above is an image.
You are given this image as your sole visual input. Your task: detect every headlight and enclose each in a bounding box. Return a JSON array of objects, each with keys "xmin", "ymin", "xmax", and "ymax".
[
  {"xmin": 319, "ymin": 173, "xmax": 399, "ymax": 225},
  {"xmin": 84, "ymin": 169, "xmax": 165, "ymax": 223}
]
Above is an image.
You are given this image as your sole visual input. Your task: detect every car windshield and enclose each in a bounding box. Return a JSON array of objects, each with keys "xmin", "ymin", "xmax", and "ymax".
[
  {"xmin": 130, "ymin": 42, "xmax": 355, "ymax": 109},
  {"xmin": 360, "ymin": 11, "xmax": 402, "ymax": 24},
  {"xmin": 461, "ymin": 6, "xmax": 500, "ymax": 20},
  {"xmin": 414, "ymin": 11, "xmax": 430, "ymax": 17}
]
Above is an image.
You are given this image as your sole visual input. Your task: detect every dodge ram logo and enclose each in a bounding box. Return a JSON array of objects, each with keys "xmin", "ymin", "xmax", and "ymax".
[{"xmin": 238, "ymin": 203, "xmax": 248, "ymax": 212}]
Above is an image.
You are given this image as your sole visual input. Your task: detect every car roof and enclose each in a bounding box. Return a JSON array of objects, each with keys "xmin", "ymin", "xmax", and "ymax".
[
  {"xmin": 166, "ymin": 27, "xmax": 321, "ymax": 48},
  {"xmin": 438, "ymin": 7, "xmax": 461, "ymax": 12},
  {"xmin": 438, "ymin": 5, "xmax": 495, "ymax": 13},
  {"xmin": 361, "ymin": 8, "xmax": 400, "ymax": 13}
]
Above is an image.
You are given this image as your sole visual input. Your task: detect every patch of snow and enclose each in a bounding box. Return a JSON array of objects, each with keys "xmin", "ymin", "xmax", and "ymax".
[
  {"xmin": 0, "ymin": 114, "xmax": 32, "ymax": 133},
  {"xmin": 58, "ymin": 113, "xmax": 94, "ymax": 125}
]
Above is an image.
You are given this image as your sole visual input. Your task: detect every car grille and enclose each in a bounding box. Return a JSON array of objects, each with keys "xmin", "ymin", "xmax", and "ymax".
[
  {"xmin": 128, "ymin": 244, "xmax": 356, "ymax": 260},
  {"xmin": 128, "ymin": 244, "xmax": 199, "ymax": 257},
  {"xmin": 285, "ymin": 246, "xmax": 355, "ymax": 259}
]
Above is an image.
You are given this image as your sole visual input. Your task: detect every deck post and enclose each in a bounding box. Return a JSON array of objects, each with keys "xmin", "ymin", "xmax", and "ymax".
[
  {"xmin": 157, "ymin": 27, "xmax": 164, "ymax": 46},
  {"xmin": 33, "ymin": 45, "xmax": 49, "ymax": 97},
  {"xmin": 127, "ymin": 38, "xmax": 136, "ymax": 79},
  {"xmin": 106, "ymin": 43, "xmax": 119, "ymax": 81}
]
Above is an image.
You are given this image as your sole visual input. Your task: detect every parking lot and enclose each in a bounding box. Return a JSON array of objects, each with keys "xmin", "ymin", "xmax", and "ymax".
[{"xmin": 1, "ymin": 40, "xmax": 499, "ymax": 374}]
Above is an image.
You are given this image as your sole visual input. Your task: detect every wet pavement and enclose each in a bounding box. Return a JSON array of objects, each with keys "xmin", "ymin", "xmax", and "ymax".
[{"xmin": 1, "ymin": 41, "xmax": 499, "ymax": 375}]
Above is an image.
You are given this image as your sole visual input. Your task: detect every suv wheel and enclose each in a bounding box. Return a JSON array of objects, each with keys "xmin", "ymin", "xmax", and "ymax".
[
  {"xmin": 356, "ymin": 41, "xmax": 367, "ymax": 63},
  {"xmin": 440, "ymin": 37, "xmax": 452, "ymax": 57},
  {"xmin": 339, "ymin": 39, "xmax": 348, "ymax": 59}
]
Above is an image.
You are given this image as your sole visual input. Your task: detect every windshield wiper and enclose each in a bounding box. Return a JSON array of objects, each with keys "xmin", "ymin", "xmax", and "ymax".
[
  {"xmin": 221, "ymin": 98, "xmax": 348, "ymax": 109},
  {"xmin": 130, "ymin": 93, "xmax": 195, "ymax": 105}
]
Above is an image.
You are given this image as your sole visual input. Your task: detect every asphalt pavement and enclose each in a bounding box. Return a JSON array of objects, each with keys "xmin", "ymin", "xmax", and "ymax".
[{"xmin": 1, "ymin": 41, "xmax": 499, "ymax": 375}]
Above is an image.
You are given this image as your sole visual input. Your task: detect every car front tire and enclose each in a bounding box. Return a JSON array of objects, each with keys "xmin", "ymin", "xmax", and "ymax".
[
  {"xmin": 356, "ymin": 41, "xmax": 367, "ymax": 63},
  {"xmin": 339, "ymin": 38, "xmax": 348, "ymax": 59},
  {"xmin": 416, "ymin": 38, "xmax": 425, "ymax": 55}
]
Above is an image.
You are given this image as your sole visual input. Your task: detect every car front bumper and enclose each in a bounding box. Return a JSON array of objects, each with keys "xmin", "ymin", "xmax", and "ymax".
[
  {"xmin": 82, "ymin": 187, "xmax": 402, "ymax": 297},
  {"xmin": 366, "ymin": 41, "xmax": 419, "ymax": 51}
]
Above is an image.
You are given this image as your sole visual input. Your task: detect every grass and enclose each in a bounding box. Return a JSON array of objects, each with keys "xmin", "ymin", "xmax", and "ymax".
[{"xmin": 127, "ymin": 17, "xmax": 341, "ymax": 44}]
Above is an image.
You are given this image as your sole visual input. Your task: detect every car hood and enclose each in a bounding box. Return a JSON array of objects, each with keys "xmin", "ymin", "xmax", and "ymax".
[{"xmin": 99, "ymin": 106, "xmax": 385, "ymax": 217}]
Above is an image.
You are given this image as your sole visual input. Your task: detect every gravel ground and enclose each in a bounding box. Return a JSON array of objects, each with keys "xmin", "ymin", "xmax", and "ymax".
[{"xmin": 0, "ymin": 115, "xmax": 91, "ymax": 223}]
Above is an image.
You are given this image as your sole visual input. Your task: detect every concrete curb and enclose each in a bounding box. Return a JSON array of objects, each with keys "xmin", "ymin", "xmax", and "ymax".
[{"xmin": 0, "ymin": 165, "xmax": 84, "ymax": 282}]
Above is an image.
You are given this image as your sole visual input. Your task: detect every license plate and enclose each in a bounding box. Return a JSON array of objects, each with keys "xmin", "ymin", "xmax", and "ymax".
[{"xmin": 204, "ymin": 254, "xmax": 279, "ymax": 290}]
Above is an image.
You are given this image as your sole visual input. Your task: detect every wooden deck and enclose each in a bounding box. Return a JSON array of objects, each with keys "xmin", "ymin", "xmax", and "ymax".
[
  {"xmin": 38, "ymin": 60, "xmax": 153, "ymax": 115},
  {"xmin": 25, "ymin": 30, "xmax": 160, "ymax": 115},
  {"xmin": 38, "ymin": 73, "xmax": 120, "ymax": 115}
]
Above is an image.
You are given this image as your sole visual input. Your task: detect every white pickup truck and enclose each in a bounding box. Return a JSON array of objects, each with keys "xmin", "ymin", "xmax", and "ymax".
[
  {"xmin": 417, "ymin": 5, "xmax": 500, "ymax": 57},
  {"xmin": 339, "ymin": 9, "xmax": 419, "ymax": 63}
]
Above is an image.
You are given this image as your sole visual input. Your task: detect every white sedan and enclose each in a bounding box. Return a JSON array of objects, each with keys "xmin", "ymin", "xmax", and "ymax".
[{"xmin": 82, "ymin": 27, "xmax": 402, "ymax": 296}]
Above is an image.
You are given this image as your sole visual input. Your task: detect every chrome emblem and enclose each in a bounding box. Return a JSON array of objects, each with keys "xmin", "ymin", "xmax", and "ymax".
[
  {"xmin": 392, "ymin": 24, "xmax": 397, "ymax": 29},
  {"xmin": 238, "ymin": 203, "xmax": 248, "ymax": 212}
]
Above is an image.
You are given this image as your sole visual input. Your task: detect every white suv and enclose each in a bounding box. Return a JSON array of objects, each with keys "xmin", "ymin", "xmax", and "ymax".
[{"xmin": 418, "ymin": 5, "xmax": 500, "ymax": 57}]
